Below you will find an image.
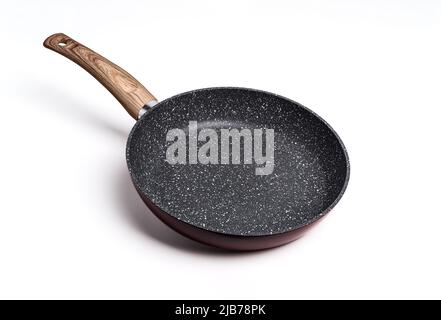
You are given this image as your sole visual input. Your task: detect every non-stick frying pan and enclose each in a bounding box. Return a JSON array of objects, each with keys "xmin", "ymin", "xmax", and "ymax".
[{"xmin": 44, "ymin": 33, "xmax": 349, "ymax": 251}]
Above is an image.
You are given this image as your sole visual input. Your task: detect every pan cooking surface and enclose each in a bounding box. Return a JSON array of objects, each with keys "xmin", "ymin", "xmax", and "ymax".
[{"xmin": 127, "ymin": 88, "xmax": 349, "ymax": 236}]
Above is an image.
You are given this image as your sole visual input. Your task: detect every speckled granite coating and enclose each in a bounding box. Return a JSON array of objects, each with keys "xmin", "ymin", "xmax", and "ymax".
[{"xmin": 127, "ymin": 88, "xmax": 349, "ymax": 236}]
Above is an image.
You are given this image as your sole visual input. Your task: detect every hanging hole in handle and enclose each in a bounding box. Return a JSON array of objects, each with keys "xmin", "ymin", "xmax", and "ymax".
[{"xmin": 58, "ymin": 41, "xmax": 67, "ymax": 47}]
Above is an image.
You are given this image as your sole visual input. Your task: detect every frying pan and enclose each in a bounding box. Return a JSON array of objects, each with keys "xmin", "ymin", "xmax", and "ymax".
[{"xmin": 44, "ymin": 33, "xmax": 349, "ymax": 251}]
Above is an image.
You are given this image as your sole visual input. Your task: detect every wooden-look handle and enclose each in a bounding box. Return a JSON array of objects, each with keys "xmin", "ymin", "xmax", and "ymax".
[{"xmin": 43, "ymin": 33, "xmax": 157, "ymax": 119}]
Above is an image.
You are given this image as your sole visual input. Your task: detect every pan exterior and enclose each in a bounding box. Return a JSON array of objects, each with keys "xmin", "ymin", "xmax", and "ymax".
[{"xmin": 126, "ymin": 87, "xmax": 349, "ymax": 249}]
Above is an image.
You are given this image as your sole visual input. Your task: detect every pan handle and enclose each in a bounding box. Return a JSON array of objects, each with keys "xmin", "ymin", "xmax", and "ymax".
[{"xmin": 43, "ymin": 33, "xmax": 157, "ymax": 120}]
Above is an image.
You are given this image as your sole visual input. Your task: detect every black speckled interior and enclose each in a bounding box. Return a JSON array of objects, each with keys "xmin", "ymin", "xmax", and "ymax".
[{"xmin": 127, "ymin": 88, "xmax": 349, "ymax": 236}]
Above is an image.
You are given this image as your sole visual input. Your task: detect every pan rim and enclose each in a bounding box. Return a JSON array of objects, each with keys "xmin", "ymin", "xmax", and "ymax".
[{"xmin": 126, "ymin": 86, "xmax": 350, "ymax": 237}]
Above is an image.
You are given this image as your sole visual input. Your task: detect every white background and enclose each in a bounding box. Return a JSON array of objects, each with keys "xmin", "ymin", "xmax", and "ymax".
[{"xmin": 1, "ymin": 0, "xmax": 440, "ymax": 300}]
